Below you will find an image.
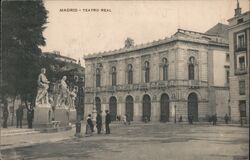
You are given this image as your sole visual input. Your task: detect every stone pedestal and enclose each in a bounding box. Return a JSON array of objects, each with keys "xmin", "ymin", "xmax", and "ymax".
[
  {"xmin": 34, "ymin": 105, "xmax": 52, "ymax": 128},
  {"xmin": 54, "ymin": 108, "xmax": 71, "ymax": 126},
  {"xmin": 54, "ymin": 108, "xmax": 77, "ymax": 124},
  {"xmin": 34, "ymin": 103, "xmax": 77, "ymax": 128},
  {"xmin": 69, "ymin": 109, "xmax": 77, "ymax": 123}
]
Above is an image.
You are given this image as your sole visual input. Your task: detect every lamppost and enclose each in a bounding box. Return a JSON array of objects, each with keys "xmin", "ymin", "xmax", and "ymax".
[
  {"xmin": 92, "ymin": 56, "xmax": 103, "ymax": 124},
  {"xmin": 75, "ymin": 76, "xmax": 84, "ymax": 137},
  {"xmin": 174, "ymin": 105, "xmax": 177, "ymax": 123}
]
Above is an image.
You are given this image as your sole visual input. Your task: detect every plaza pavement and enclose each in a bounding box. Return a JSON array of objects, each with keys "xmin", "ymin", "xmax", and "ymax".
[{"xmin": 0, "ymin": 122, "xmax": 249, "ymax": 160}]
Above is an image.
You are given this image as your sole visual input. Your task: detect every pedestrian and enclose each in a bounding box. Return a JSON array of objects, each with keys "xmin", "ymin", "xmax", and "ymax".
[
  {"xmin": 212, "ymin": 114, "xmax": 217, "ymax": 125},
  {"xmin": 144, "ymin": 116, "xmax": 148, "ymax": 123},
  {"xmin": 27, "ymin": 104, "xmax": 34, "ymax": 129},
  {"xmin": 105, "ymin": 110, "xmax": 111, "ymax": 134},
  {"xmin": 96, "ymin": 111, "xmax": 102, "ymax": 134},
  {"xmin": 208, "ymin": 115, "xmax": 212, "ymax": 125},
  {"xmin": 3, "ymin": 101, "xmax": 9, "ymax": 128},
  {"xmin": 16, "ymin": 105, "xmax": 24, "ymax": 128},
  {"xmin": 178, "ymin": 115, "xmax": 183, "ymax": 122},
  {"xmin": 86, "ymin": 114, "xmax": 93, "ymax": 136},
  {"xmin": 127, "ymin": 114, "xmax": 131, "ymax": 125},
  {"xmin": 240, "ymin": 117, "xmax": 244, "ymax": 127},
  {"xmin": 224, "ymin": 114, "xmax": 229, "ymax": 124},
  {"xmin": 123, "ymin": 114, "xmax": 127, "ymax": 125},
  {"xmin": 188, "ymin": 114, "xmax": 193, "ymax": 124}
]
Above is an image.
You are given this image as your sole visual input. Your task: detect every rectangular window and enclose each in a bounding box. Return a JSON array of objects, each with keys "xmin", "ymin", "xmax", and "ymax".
[
  {"xmin": 239, "ymin": 56, "xmax": 245, "ymax": 70},
  {"xmin": 145, "ymin": 68, "xmax": 150, "ymax": 83},
  {"xmin": 112, "ymin": 73, "xmax": 116, "ymax": 86},
  {"xmin": 128, "ymin": 71, "xmax": 133, "ymax": 84},
  {"xmin": 237, "ymin": 18, "xmax": 243, "ymax": 24},
  {"xmin": 226, "ymin": 54, "xmax": 230, "ymax": 62},
  {"xmin": 237, "ymin": 33, "xmax": 246, "ymax": 50},
  {"xmin": 239, "ymin": 101, "xmax": 246, "ymax": 117},
  {"xmin": 239, "ymin": 80, "xmax": 245, "ymax": 95}
]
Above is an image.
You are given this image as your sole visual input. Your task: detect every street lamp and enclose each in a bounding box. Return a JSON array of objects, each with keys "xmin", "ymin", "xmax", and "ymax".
[
  {"xmin": 174, "ymin": 105, "xmax": 177, "ymax": 123},
  {"xmin": 75, "ymin": 76, "xmax": 84, "ymax": 137},
  {"xmin": 92, "ymin": 56, "xmax": 103, "ymax": 124}
]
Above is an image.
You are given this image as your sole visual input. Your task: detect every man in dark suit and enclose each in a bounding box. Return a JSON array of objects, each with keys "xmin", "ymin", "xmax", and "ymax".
[
  {"xmin": 105, "ymin": 110, "xmax": 111, "ymax": 134},
  {"xmin": 16, "ymin": 105, "xmax": 24, "ymax": 128},
  {"xmin": 27, "ymin": 105, "xmax": 34, "ymax": 129},
  {"xmin": 96, "ymin": 111, "xmax": 102, "ymax": 134}
]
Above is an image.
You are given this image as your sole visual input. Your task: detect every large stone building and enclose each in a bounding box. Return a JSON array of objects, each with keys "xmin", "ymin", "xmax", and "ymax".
[
  {"xmin": 84, "ymin": 26, "xmax": 230, "ymax": 122},
  {"xmin": 228, "ymin": 2, "xmax": 249, "ymax": 123}
]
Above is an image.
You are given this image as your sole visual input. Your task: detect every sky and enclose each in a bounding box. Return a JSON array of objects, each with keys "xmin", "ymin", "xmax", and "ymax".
[{"xmin": 41, "ymin": 0, "xmax": 249, "ymax": 66}]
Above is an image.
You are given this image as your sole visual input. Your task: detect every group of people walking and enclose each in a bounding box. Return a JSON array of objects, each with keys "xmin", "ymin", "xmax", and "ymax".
[{"xmin": 85, "ymin": 110, "xmax": 111, "ymax": 136}]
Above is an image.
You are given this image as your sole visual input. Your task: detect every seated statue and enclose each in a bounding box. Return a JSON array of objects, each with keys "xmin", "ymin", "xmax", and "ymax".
[{"xmin": 35, "ymin": 68, "xmax": 50, "ymax": 106}]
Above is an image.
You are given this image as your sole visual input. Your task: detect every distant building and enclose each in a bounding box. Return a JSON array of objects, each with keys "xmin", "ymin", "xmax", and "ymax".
[
  {"xmin": 84, "ymin": 26, "xmax": 229, "ymax": 122},
  {"xmin": 42, "ymin": 51, "xmax": 85, "ymax": 92},
  {"xmin": 42, "ymin": 51, "xmax": 77, "ymax": 64},
  {"xmin": 228, "ymin": 1, "xmax": 249, "ymax": 123}
]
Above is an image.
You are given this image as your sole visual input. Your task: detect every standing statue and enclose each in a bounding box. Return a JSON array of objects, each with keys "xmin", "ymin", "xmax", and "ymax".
[
  {"xmin": 35, "ymin": 68, "xmax": 50, "ymax": 106},
  {"xmin": 56, "ymin": 76, "xmax": 69, "ymax": 108},
  {"xmin": 69, "ymin": 88, "xmax": 77, "ymax": 109}
]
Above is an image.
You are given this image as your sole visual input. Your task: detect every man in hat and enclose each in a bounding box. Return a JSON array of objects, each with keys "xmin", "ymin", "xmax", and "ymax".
[
  {"xmin": 16, "ymin": 105, "xmax": 23, "ymax": 128},
  {"xmin": 105, "ymin": 110, "xmax": 111, "ymax": 134},
  {"xmin": 27, "ymin": 103, "xmax": 34, "ymax": 129},
  {"xmin": 96, "ymin": 111, "xmax": 102, "ymax": 134}
]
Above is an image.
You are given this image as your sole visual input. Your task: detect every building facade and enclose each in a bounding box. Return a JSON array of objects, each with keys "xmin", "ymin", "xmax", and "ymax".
[
  {"xmin": 84, "ymin": 27, "xmax": 229, "ymax": 122},
  {"xmin": 228, "ymin": 3, "xmax": 250, "ymax": 123}
]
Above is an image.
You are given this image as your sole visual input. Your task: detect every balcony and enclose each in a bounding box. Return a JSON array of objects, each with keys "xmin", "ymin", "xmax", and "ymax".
[
  {"xmin": 107, "ymin": 86, "xmax": 117, "ymax": 92},
  {"xmin": 235, "ymin": 68, "xmax": 248, "ymax": 75},
  {"xmin": 85, "ymin": 80, "xmax": 208, "ymax": 94},
  {"xmin": 235, "ymin": 46, "xmax": 247, "ymax": 52}
]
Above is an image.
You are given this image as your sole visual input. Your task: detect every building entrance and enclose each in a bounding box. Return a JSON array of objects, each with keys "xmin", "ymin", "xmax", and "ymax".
[
  {"xmin": 143, "ymin": 94, "xmax": 151, "ymax": 121},
  {"xmin": 160, "ymin": 94, "xmax": 170, "ymax": 122},
  {"xmin": 188, "ymin": 93, "xmax": 198, "ymax": 121},
  {"xmin": 126, "ymin": 96, "xmax": 134, "ymax": 121}
]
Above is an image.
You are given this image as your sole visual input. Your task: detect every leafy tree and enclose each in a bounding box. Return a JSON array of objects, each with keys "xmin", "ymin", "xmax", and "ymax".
[{"xmin": 2, "ymin": 1, "xmax": 48, "ymax": 107}]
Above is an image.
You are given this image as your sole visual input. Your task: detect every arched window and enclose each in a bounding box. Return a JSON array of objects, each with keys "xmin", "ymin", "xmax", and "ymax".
[
  {"xmin": 145, "ymin": 61, "xmax": 150, "ymax": 83},
  {"xmin": 188, "ymin": 57, "xmax": 195, "ymax": 80},
  {"xmin": 162, "ymin": 58, "xmax": 168, "ymax": 81},
  {"xmin": 96, "ymin": 68, "xmax": 101, "ymax": 87},
  {"xmin": 128, "ymin": 64, "xmax": 133, "ymax": 84},
  {"xmin": 111, "ymin": 66, "xmax": 116, "ymax": 86}
]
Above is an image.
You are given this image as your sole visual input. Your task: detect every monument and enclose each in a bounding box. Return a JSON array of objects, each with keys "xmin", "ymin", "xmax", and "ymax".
[{"xmin": 34, "ymin": 68, "xmax": 76, "ymax": 128}]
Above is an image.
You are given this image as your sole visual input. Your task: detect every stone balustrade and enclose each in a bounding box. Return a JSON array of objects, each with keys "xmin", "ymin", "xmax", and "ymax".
[{"xmin": 85, "ymin": 80, "xmax": 208, "ymax": 93}]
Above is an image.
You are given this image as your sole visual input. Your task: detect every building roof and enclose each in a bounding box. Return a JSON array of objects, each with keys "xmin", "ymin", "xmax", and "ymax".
[
  {"xmin": 205, "ymin": 23, "xmax": 229, "ymax": 39},
  {"xmin": 43, "ymin": 51, "xmax": 77, "ymax": 62},
  {"xmin": 84, "ymin": 28, "xmax": 229, "ymax": 60}
]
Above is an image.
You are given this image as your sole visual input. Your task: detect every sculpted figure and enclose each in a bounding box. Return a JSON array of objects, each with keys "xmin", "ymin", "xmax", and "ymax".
[
  {"xmin": 35, "ymin": 68, "xmax": 50, "ymax": 106},
  {"xmin": 124, "ymin": 37, "xmax": 134, "ymax": 48},
  {"xmin": 56, "ymin": 76, "xmax": 69, "ymax": 108},
  {"xmin": 69, "ymin": 88, "xmax": 77, "ymax": 109}
]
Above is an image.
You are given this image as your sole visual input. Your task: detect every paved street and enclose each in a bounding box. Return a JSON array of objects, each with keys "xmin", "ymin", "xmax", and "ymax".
[{"xmin": 1, "ymin": 123, "xmax": 249, "ymax": 160}]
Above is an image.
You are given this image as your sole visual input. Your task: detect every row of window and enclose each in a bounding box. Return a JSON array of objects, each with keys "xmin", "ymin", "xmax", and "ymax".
[
  {"xmin": 95, "ymin": 57, "xmax": 196, "ymax": 87},
  {"xmin": 235, "ymin": 31, "xmax": 247, "ymax": 75}
]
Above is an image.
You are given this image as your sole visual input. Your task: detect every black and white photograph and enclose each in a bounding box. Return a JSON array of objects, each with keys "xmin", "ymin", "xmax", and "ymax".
[{"xmin": 0, "ymin": 0, "xmax": 249, "ymax": 159}]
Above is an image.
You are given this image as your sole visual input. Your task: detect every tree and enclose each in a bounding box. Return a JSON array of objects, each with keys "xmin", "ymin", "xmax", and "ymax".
[{"xmin": 2, "ymin": 1, "xmax": 48, "ymax": 106}]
